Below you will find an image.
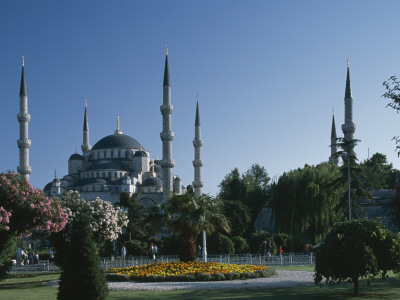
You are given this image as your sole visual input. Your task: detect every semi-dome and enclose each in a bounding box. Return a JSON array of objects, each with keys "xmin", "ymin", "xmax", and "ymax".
[
  {"xmin": 142, "ymin": 177, "xmax": 163, "ymax": 187},
  {"xmin": 69, "ymin": 153, "xmax": 83, "ymax": 160},
  {"xmin": 92, "ymin": 134, "xmax": 142, "ymax": 150}
]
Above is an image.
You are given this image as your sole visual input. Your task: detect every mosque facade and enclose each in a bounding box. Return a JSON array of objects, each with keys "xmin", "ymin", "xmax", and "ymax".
[{"xmin": 18, "ymin": 49, "xmax": 203, "ymax": 206}]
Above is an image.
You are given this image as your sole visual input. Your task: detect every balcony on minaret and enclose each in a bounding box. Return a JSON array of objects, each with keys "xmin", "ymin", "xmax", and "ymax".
[
  {"xmin": 160, "ymin": 131, "xmax": 174, "ymax": 141},
  {"xmin": 17, "ymin": 113, "xmax": 31, "ymax": 123},
  {"xmin": 17, "ymin": 138, "xmax": 31, "ymax": 148},
  {"xmin": 17, "ymin": 165, "xmax": 32, "ymax": 174},
  {"xmin": 193, "ymin": 139, "xmax": 203, "ymax": 147},
  {"xmin": 192, "ymin": 181, "xmax": 204, "ymax": 188},
  {"xmin": 160, "ymin": 159, "xmax": 175, "ymax": 168},
  {"xmin": 160, "ymin": 104, "xmax": 174, "ymax": 115},
  {"xmin": 192, "ymin": 160, "xmax": 203, "ymax": 167}
]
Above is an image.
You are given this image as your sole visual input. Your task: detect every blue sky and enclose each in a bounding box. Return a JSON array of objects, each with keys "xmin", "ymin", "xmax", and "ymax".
[{"xmin": 1, "ymin": 0, "xmax": 400, "ymax": 196}]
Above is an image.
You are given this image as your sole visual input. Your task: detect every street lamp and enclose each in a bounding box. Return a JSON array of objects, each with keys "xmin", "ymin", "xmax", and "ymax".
[{"xmin": 342, "ymin": 152, "xmax": 351, "ymax": 220}]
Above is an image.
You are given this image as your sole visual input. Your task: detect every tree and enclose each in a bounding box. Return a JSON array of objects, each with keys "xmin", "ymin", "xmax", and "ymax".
[
  {"xmin": 218, "ymin": 168, "xmax": 246, "ymax": 202},
  {"xmin": 207, "ymin": 233, "xmax": 235, "ymax": 254},
  {"xmin": 271, "ymin": 163, "xmax": 342, "ymax": 244},
  {"xmin": 222, "ymin": 200, "xmax": 251, "ymax": 237},
  {"xmin": 360, "ymin": 153, "xmax": 398, "ymax": 190},
  {"xmin": 0, "ymin": 172, "xmax": 68, "ymax": 279},
  {"xmin": 58, "ymin": 214, "xmax": 108, "ymax": 300},
  {"xmin": 149, "ymin": 193, "xmax": 230, "ymax": 262},
  {"xmin": 218, "ymin": 164, "xmax": 271, "ymax": 234},
  {"xmin": 314, "ymin": 219, "xmax": 400, "ymax": 297},
  {"xmin": 382, "ymin": 76, "xmax": 400, "ymax": 155},
  {"xmin": 333, "ymin": 138, "xmax": 372, "ymax": 218},
  {"xmin": 118, "ymin": 192, "xmax": 152, "ymax": 256}
]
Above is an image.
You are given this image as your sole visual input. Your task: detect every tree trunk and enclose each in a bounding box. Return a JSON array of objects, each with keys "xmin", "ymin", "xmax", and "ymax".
[{"xmin": 353, "ymin": 277, "xmax": 359, "ymax": 297}]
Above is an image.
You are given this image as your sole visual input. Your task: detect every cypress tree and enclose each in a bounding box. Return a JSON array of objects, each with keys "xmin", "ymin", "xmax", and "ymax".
[{"xmin": 58, "ymin": 214, "xmax": 108, "ymax": 300}]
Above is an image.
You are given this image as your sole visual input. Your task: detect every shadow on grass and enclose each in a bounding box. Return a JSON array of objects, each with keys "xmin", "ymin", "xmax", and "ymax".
[{"xmin": 108, "ymin": 278, "xmax": 400, "ymax": 300}]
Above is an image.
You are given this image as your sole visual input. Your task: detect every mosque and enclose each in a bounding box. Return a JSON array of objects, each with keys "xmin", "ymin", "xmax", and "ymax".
[{"xmin": 17, "ymin": 49, "xmax": 204, "ymax": 206}]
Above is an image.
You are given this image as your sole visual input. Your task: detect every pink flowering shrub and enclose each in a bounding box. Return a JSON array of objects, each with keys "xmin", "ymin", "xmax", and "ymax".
[
  {"xmin": 0, "ymin": 172, "xmax": 68, "ymax": 235},
  {"xmin": 0, "ymin": 172, "xmax": 68, "ymax": 279}
]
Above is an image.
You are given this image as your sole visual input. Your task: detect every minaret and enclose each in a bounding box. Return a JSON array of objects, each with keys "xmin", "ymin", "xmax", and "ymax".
[
  {"xmin": 81, "ymin": 99, "xmax": 91, "ymax": 153},
  {"xmin": 17, "ymin": 56, "xmax": 32, "ymax": 181},
  {"xmin": 193, "ymin": 96, "xmax": 204, "ymax": 198},
  {"xmin": 329, "ymin": 110, "xmax": 339, "ymax": 165},
  {"xmin": 160, "ymin": 45, "xmax": 175, "ymax": 201},
  {"xmin": 341, "ymin": 59, "xmax": 356, "ymax": 142}
]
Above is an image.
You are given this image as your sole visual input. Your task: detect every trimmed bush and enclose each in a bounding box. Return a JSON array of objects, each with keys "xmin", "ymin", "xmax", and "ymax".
[
  {"xmin": 212, "ymin": 273, "xmax": 226, "ymax": 281},
  {"xmin": 57, "ymin": 215, "xmax": 108, "ymax": 300},
  {"xmin": 232, "ymin": 236, "xmax": 249, "ymax": 254},
  {"xmin": 207, "ymin": 233, "xmax": 235, "ymax": 254}
]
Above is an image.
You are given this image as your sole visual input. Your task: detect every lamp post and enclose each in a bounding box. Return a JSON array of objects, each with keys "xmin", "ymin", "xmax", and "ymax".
[
  {"xmin": 202, "ymin": 228, "xmax": 207, "ymax": 262},
  {"xmin": 342, "ymin": 152, "xmax": 351, "ymax": 220}
]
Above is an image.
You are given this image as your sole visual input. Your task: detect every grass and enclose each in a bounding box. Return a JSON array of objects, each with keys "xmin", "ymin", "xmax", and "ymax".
[{"xmin": 1, "ymin": 268, "xmax": 400, "ymax": 299}]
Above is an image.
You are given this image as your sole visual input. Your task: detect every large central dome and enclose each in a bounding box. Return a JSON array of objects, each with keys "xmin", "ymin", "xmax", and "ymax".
[{"xmin": 92, "ymin": 134, "xmax": 142, "ymax": 150}]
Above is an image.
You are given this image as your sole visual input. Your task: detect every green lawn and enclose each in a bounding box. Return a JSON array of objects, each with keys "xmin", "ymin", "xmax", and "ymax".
[{"xmin": 1, "ymin": 269, "xmax": 400, "ymax": 300}]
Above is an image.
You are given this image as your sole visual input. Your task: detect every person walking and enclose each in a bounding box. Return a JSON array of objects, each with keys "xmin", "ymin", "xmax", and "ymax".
[
  {"xmin": 152, "ymin": 244, "xmax": 158, "ymax": 261},
  {"xmin": 121, "ymin": 245, "xmax": 126, "ymax": 260}
]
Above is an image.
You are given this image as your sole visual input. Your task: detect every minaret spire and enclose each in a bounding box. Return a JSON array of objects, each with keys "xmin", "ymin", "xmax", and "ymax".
[
  {"xmin": 193, "ymin": 95, "xmax": 203, "ymax": 198},
  {"xmin": 329, "ymin": 110, "xmax": 339, "ymax": 165},
  {"xmin": 17, "ymin": 56, "xmax": 32, "ymax": 181},
  {"xmin": 81, "ymin": 99, "xmax": 91, "ymax": 153},
  {"xmin": 160, "ymin": 46, "xmax": 175, "ymax": 201},
  {"xmin": 114, "ymin": 115, "xmax": 122, "ymax": 135},
  {"xmin": 341, "ymin": 58, "xmax": 356, "ymax": 142}
]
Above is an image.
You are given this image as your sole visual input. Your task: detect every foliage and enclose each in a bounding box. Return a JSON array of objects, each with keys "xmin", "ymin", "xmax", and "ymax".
[
  {"xmin": 207, "ymin": 233, "xmax": 235, "ymax": 254},
  {"xmin": 118, "ymin": 192, "xmax": 152, "ymax": 256},
  {"xmin": 149, "ymin": 193, "xmax": 230, "ymax": 262},
  {"xmin": 58, "ymin": 214, "xmax": 108, "ymax": 300},
  {"xmin": 314, "ymin": 219, "xmax": 400, "ymax": 297},
  {"xmin": 0, "ymin": 172, "xmax": 68, "ymax": 280},
  {"xmin": 360, "ymin": 153, "xmax": 398, "ymax": 190},
  {"xmin": 248, "ymin": 230, "xmax": 272, "ymax": 253},
  {"xmin": 218, "ymin": 164, "xmax": 271, "ymax": 235},
  {"xmin": 273, "ymin": 233, "xmax": 291, "ymax": 253},
  {"xmin": 271, "ymin": 163, "xmax": 342, "ymax": 244},
  {"xmin": 333, "ymin": 138, "xmax": 372, "ymax": 218},
  {"xmin": 59, "ymin": 191, "xmax": 128, "ymax": 243},
  {"xmin": 222, "ymin": 200, "xmax": 251, "ymax": 237},
  {"xmin": 108, "ymin": 261, "xmax": 269, "ymax": 282},
  {"xmin": 231, "ymin": 236, "xmax": 250, "ymax": 254},
  {"xmin": 382, "ymin": 76, "xmax": 400, "ymax": 156}
]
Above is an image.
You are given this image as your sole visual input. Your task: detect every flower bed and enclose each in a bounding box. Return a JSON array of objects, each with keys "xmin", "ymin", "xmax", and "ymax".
[{"xmin": 107, "ymin": 261, "xmax": 274, "ymax": 282}]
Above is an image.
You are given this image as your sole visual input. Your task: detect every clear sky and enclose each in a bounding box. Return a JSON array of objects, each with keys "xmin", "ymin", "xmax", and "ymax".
[{"xmin": 1, "ymin": 0, "xmax": 400, "ymax": 196}]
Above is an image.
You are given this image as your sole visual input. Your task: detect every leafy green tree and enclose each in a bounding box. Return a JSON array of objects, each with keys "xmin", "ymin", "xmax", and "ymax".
[
  {"xmin": 58, "ymin": 214, "xmax": 108, "ymax": 300},
  {"xmin": 222, "ymin": 200, "xmax": 251, "ymax": 237},
  {"xmin": 360, "ymin": 153, "xmax": 398, "ymax": 190},
  {"xmin": 271, "ymin": 163, "xmax": 342, "ymax": 244},
  {"xmin": 219, "ymin": 164, "xmax": 271, "ymax": 234},
  {"xmin": 248, "ymin": 230, "xmax": 272, "ymax": 253},
  {"xmin": 118, "ymin": 192, "xmax": 152, "ymax": 256},
  {"xmin": 219, "ymin": 168, "xmax": 246, "ymax": 202},
  {"xmin": 231, "ymin": 236, "xmax": 250, "ymax": 254},
  {"xmin": 382, "ymin": 76, "xmax": 400, "ymax": 155},
  {"xmin": 207, "ymin": 233, "xmax": 235, "ymax": 254},
  {"xmin": 333, "ymin": 138, "xmax": 372, "ymax": 218},
  {"xmin": 149, "ymin": 193, "xmax": 230, "ymax": 262},
  {"xmin": 314, "ymin": 219, "xmax": 400, "ymax": 297}
]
